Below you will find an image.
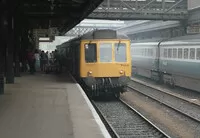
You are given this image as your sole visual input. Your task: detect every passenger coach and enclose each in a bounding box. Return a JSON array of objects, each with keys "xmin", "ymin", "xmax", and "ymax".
[{"xmin": 131, "ymin": 34, "xmax": 200, "ymax": 93}]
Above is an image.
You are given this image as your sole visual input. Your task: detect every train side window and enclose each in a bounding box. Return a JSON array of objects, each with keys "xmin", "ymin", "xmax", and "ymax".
[
  {"xmin": 172, "ymin": 48, "xmax": 177, "ymax": 58},
  {"xmin": 144, "ymin": 48, "xmax": 147, "ymax": 56},
  {"xmin": 115, "ymin": 43, "xmax": 127, "ymax": 62},
  {"xmin": 151, "ymin": 49, "xmax": 154, "ymax": 57},
  {"xmin": 148, "ymin": 48, "xmax": 153, "ymax": 57},
  {"xmin": 84, "ymin": 43, "xmax": 97, "ymax": 63},
  {"xmin": 164, "ymin": 48, "xmax": 167, "ymax": 58},
  {"xmin": 184, "ymin": 48, "xmax": 189, "ymax": 59},
  {"xmin": 168, "ymin": 49, "xmax": 172, "ymax": 58},
  {"xmin": 100, "ymin": 43, "xmax": 112, "ymax": 62},
  {"xmin": 190, "ymin": 48, "xmax": 195, "ymax": 59},
  {"xmin": 137, "ymin": 49, "xmax": 141, "ymax": 56},
  {"xmin": 142, "ymin": 49, "xmax": 145, "ymax": 56},
  {"xmin": 178, "ymin": 48, "xmax": 182, "ymax": 59},
  {"xmin": 196, "ymin": 48, "xmax": 200, "ymax": 60}
]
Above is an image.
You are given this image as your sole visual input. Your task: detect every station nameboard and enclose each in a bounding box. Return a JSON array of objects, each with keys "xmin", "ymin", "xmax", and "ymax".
[{"xmin": 187, "ymin": 25, "xmax": 200, "ymax": 34}]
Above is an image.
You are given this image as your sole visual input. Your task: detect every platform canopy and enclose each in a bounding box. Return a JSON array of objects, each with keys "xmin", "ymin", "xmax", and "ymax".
[{"xmin": 22, "ymin": 0, "xmax": 103, "ymax": 34}]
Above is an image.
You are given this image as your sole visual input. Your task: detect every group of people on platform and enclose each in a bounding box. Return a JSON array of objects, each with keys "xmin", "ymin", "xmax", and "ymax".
[{"xmin": 24, "ymin": 49, "xmax": 59, "ymax": 74}]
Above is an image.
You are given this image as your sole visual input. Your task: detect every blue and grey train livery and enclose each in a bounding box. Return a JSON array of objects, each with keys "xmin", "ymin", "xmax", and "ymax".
[{"xmin": 131, "ymin": 34, "xmax": 200, "ymax": 92}]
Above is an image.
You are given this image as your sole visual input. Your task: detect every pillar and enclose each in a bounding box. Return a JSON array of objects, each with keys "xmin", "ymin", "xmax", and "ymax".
[
  {"xmin": 6, "ymin": 8, "xmax": 15, "ymax": 83},
  {"xmin": 0, "ymin": 45, "xmax": 4, "ymax": 94},
  {"xmin": 0, "ymin": 11, "xmax": 7, "ymax": 94},
  {"xmin": 14, "ymin": 13, "xmax": 21, "ymax": 77}
]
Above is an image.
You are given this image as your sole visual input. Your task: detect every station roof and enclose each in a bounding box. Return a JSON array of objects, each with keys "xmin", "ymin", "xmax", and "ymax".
[{"xmin": 23, "ymin": 0, "xmax": 103, "ymax": 34}]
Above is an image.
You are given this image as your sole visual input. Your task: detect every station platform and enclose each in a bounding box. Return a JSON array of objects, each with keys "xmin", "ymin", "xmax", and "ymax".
[{"xmin": 0, "ymin": 73, "xmax": 110, "ymax": 138}]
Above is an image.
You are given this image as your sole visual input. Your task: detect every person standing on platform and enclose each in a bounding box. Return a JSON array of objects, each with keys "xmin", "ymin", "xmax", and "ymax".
[
  {"xmin": 54, "ymin": 50, "xmax": 62, "ymax": 73},
  {"xmin": 40, "ymin": 51, "xmax": 46, "ymax": 71},
  {"xmin": 27, "ymin": 49, "xmax": 35, "ymax": 74},
  {"xmin": 34, "ymin": 49, "xmax": 40, "ymax": 72},
  {"xmin": 45, "ymin": 51, "xmax": 49, "ymax": 65}
]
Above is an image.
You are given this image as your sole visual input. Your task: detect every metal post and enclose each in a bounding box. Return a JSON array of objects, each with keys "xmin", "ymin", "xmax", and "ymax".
[
  {"xmin": 162, "ymin": 0, "xmax": 165, "ymax": 11},
  {"xmin": 14, "ymin": 37, "xmax": 21, "ymax": 77},
  {"xmin": 0, "ymin": 45, "xmax": 4, "ymax": 94},
  {"xmin": 0, "ymin": 38, "xmax": 4, "ymax": 93},
  {"xmin": 107, "ymin": 0, "xmax": 110, "ymax": 9},
  {"xmin": 6, "ymin": 13, "xmax": 15, "ymax": 84},
  {"xmin": 0, "ymin": 10, "xmax": 7, "ymax": 94},
  {"xmin": 136, "ymin": 0, "xmax": 138, "ymax": 11},
  {"xmin": 13, "ymin": 12, "xmax": 20, "ymax": 77}
]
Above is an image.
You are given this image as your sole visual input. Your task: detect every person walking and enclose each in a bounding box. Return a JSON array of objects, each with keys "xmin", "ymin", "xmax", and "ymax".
[{"xmin": 27, "ymin": 49, "xmax": 35, "ymax": 74}]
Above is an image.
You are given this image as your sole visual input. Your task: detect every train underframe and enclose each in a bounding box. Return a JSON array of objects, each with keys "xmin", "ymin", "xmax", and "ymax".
[
  {"xmin": 133, "ymin": 67, "xmax": 200, "ymax": 93},
  {"xmin": 82, "ymin": 76, "xmax": 130, "ymax": 98}
]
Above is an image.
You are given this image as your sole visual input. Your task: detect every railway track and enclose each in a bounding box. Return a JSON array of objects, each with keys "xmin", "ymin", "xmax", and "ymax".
[
  {"xmin": 92, "ymin": 99, "xmax": 170, "ymax": 138},
  {"xmin": 128, "ymin": 79, "xmax": 200, "ymax": 123}
]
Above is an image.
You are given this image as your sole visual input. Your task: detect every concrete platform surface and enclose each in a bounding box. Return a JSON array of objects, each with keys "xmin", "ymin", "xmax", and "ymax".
[{"xmin": 0, "ymin": 73, "xmax": 110, "ymax": 138}]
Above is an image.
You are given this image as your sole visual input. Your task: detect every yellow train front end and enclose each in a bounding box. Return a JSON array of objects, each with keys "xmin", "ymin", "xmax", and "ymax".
[{"xmin": 80, "ymin": 39, "xmax": 131, "ymax": 98}]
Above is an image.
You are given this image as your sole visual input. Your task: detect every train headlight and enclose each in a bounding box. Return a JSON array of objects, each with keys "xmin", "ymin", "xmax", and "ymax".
[
  {"xmin": 119, "ymin": 70, "xmax": 124, "ymax": 74},
  {"xmin": 88, "ymin": 71, "xmax": 92, "ymax": 75}
]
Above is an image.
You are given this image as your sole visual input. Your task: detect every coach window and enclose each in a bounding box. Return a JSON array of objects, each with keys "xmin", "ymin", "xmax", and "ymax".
[
  {"xmin": 178, "ymin": 48, "xmax": 182, "ymax": 59},
  {"xmin": 197, "ymin": 48, "xmax": 200, "ymax": 60},
  {"xmin": 85, "ymin": 43, "xmax": 97, "ymax": 63},
  {"xmin": 190, "ymin": 48, "xmax": 195, "ymax": 59},
  {"xmin": 184, "ymin": 48, "xmax": 189, "ymax": 59},
  {"xmin": 147, "ymin": 49, "xmax": 152, "ymax": 57},
  {"xmin": 115, "ymin": 43, "xmax": 127, "ymax": 62},
  {"xmin": 100, "ymin": 43, "xmax": 112, "ymax": 62},
  {"xmin": 164, "ymin": 48, "xmax": 167, "ymax": 58},
  {"xmin": 168, "ymin": 49, "xmax": 172, "ymax": 58},
  {"xmin": 172, "ymin": 48, "xmax": 177, "ymax": 58},
  {"xmin": 145, "ymin": 48, "xmax": 148, "ymax": 57},
  {"xmin": 141, "ymin": 49, "xmax": 145, "ymax": 56},
  {"xmin": 150, "ymin": 49, "xmax": 153, "ymax": 57}
]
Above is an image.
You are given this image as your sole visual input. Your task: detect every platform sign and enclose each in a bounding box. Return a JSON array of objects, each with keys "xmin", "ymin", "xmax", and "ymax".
[
  {"xmin": 39, "ymin": 37, "xmax": 54, "ymax": 42},
  {"xmin": 49, "ymin": 27, "xmax": 59, "ymax": 36},
  {"xmin": 187, "ymin": 25, "xmax": 200, "ymax": 34}
]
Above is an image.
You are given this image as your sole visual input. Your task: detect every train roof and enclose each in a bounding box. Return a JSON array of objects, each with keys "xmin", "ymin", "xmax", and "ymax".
[
  {"xmin": 65, "ymin": 29, "xmax": 129, "ymax": 43},
  {"xmin": 131, "ymin": 42, "xmax": 158, "ymax": 47},
  {"xmin": 77, "ymin": 29, "xmax": 129, "ymax": 40},
  {"xmin": 131, "ymin": 34, "xmax": 200, "ymax": 47},
  {"xmin": 56, "ymin": 29, "xmax": 129, "ymax": 49}
]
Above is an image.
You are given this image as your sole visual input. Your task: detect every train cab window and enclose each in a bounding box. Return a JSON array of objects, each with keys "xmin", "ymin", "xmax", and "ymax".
[
  {"xmin": 178, "ymin": 48, "xmax": 182, "ymax": 59},
  {"xmin": 115, "ymin": 43, "xmax": 127, "ymax": 62},
  {"xmin": 164, "ymin": 49, "xmax": 167, "ymax": 58},
  {"xmin": 100, "ymin": 43, "xmax": 112, "ymax": 62},
  {"xmin": 190, "ymin": 48, "xmax": 195, "ymax": 59},
  {"xmin": 172, "ymin": 48, "xmax": 177, "ymax": 58},
  {"xmin": 168, "ymin": 49, "xmax": 172, "ymax": 58},
  {"xmin": 184, "ymin": 48, "xmax": 189, "ymax": 59},
  {"xmin": 84, "ymin": 43, "xmax": 97, "ymax": 63},
  {"xmin": 196, "ymin": 48, "xmax": 200, "ymax": 60}
]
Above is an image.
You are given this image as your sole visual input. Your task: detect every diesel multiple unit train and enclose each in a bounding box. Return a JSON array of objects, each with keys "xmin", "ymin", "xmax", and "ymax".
[
  {"xmin": 57, "ymin": 30, "xmax": 131, "ymax": 98},
  {"xmin": 131, "ymin": 34, "xmax": 200, "ymax": 93}
]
